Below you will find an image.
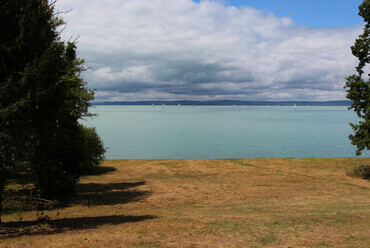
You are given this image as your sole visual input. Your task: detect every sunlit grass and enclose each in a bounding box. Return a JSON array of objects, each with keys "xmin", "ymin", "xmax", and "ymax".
[{"xmin": 1, "ymin": 158, "xmax": 369, "ymax": 247}]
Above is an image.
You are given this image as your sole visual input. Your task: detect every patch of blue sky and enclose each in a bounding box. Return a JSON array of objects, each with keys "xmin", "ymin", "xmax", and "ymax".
[{"xmin": 193, "ymin": 0, "xmax": 365, "ymax": 28}]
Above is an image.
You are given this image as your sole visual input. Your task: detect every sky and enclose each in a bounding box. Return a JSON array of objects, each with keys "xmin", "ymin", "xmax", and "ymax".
[
  {"xmin": 195, "ymin": 0, "xmax": 364, "ymax": 28},
  {"xmin": 56, "ymin": 0, "xmax": 366, "ymax": 102}
]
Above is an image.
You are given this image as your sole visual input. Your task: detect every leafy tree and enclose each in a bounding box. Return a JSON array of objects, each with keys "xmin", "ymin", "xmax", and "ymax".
[
  {"xmin": 0, "ymin": 0, "xmax": 42, "ymax": 224},
  {"xmin": 345, "ymin": 0, "xmax": 370, "ymax": 155},
  {"xmin": 0, "ymin": 0, "xmax": 105, "ymax": 222}
]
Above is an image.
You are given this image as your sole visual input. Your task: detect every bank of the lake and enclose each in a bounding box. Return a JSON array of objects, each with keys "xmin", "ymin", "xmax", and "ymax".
[{"xmin": 2, "ymin": 158, "xmax": 369, "ymax": 247}]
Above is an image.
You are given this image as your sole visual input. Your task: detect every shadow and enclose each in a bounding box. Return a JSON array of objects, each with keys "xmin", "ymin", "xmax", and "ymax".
[
  {"xmin": 2, "ymin": 180, "xmax": 153, "ymax": 236},
  {"xmin": 6, "ymin": 162, "xmax": 35, "ymax": 185},
  {"xmin": 6, "ymin": 166, "xmax": 117, "ymax": 189},
  {"xmin": 0, "ymin": 215, "xmax": 157, "ymax": 239},
  {"xmin": 80, "ymin": 166, "xmax": 117, "ymax": 176},
  {"xmin": 4, "ymin": 181, "xmax": 150, "ymax": 217},
  {"xmin": 76, "ymin": 181, "xmax": 146, "ymax": 193},
  {"xmin": 70, "ymin": 181, "xmax": 150, "ymax": 207},
  {"xmin": 73, "ymin": 189, "xmax": 151, "ymax": 207}
]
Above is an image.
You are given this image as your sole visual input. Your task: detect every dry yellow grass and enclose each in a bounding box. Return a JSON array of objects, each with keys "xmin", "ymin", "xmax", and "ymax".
[{"xmin": 1, "ymin": 158, "xmax": 370, "ymax": 247}]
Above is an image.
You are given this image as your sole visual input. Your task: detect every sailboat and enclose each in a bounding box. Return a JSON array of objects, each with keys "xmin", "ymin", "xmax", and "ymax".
[{"xmin": 293, "ymin": 104, "xmax": 296, "ymax": 110}]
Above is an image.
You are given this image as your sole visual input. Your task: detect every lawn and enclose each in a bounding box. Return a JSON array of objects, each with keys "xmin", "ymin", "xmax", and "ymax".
[{"xmin": 1, "ymin": 158, "xmax": 369, "ymax": 247}]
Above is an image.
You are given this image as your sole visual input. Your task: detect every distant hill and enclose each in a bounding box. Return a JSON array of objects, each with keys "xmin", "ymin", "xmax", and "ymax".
[{"xmin": 92, "ymin": 100, "xmax": 352, "ymax": 106}]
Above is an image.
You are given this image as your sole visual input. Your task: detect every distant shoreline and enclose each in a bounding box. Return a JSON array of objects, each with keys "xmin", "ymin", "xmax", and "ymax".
[{"xmin": 92, "ymin": 100, "xmax": 352, "ymax": 106}]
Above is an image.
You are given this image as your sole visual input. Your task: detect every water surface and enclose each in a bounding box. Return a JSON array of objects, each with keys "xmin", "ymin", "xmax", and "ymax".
[{"xmin": 83, "ymin": 105, "xmax": 369, "ymax": 159}]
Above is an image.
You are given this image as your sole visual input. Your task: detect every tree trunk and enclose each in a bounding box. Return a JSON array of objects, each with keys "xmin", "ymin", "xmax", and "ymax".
[
  {"xmin": 0, "ymin": 162, "xmax": 5, "ymax": 224},
  {"xmin": 39, "ymin": 160, "xmax": 50, "ymax": 197},
  {"xmin": 33, "ymin": 130, "xmax": 51, "ymax": 198}
]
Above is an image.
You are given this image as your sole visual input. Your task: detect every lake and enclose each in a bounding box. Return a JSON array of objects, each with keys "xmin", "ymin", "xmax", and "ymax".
[{"xmin": 83, "ymin": 105, "xmax": 369, "ymax": 159}]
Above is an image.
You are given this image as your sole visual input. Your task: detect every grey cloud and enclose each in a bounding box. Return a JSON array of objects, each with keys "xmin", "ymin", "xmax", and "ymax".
[{"xmin": 57, "ymin": 0, "xmax": 361, "ymax": 101}]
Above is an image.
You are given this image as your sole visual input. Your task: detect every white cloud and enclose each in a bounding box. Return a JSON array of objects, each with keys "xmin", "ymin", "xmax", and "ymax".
[{"xmin": 56, "ymin": 0, "xmax": 361, "ymax": 101}]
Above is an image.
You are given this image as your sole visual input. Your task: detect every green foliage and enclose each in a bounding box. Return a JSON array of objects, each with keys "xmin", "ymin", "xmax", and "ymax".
[
  {"xmin": 344, "ymin": 0, "xmax": 370, "ymax": 155},
  {"xmin": 23, "ymin": 39, "xmax": 96, "ymax": 197},
  {"xmin": 75, "ymin": 124, "xmax": 106, "ymax": 174},
  {"xmin": 347, "ymin": 164, "xmax": 370, "ymax": 180},
  {"xmin": 0, "ymin": 0, "xmax": 105, "ymax": 221}
]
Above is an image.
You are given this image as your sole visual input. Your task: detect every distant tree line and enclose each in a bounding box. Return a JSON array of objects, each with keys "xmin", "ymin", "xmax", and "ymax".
[
  {"xmin": 0, "ymin": 0, "xmax": 105, "ymax": 223},
  {"xmin": 94, "ymin": 100, "xmax": 353, "ymax": 106}
]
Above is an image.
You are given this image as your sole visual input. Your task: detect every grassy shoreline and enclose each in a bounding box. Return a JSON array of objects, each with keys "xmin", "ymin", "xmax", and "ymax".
[{"xmin": 1, "ymin": 158, "xmax": 370, "ymax": 247}]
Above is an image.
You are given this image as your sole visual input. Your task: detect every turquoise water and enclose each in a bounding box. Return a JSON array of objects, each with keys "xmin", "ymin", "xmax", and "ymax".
[{"xmin": 83, "ymin": 105, "xmax": 369, "ymax": 159}]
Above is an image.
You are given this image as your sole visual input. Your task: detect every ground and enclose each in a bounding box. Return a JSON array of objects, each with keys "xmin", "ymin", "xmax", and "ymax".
[{"xmin": 1, "ymin": 158, "xmax": 369, "ymax": 247}]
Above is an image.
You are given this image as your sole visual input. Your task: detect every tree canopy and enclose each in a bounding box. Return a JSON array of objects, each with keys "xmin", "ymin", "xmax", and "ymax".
[
  {"xmin": 345, "ymin": 0, "xmax": 370, "ymax": 155},
  {"xmin": 0, "ymin": 0, "xmax": 105, "ymax": 222}
]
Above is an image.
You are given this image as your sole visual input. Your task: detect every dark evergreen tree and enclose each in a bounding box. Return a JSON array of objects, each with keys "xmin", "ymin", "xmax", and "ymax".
[
  {"xmin": 345, "ymin": 0, "xmax": 370, "ymax": 155},
  {"xmin": 0, "ymin": 0, "xmax": 105, "ymax": 222}
]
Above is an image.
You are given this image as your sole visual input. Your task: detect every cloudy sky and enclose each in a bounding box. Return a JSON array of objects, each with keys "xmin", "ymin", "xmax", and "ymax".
[{"xmin": 56, "ymin": 0, "xmax": 365, "ymax": 102}]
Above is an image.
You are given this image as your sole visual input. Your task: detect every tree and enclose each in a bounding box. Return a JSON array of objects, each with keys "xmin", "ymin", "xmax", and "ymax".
[
  {"xmin": 0, "ymin": 0, "xmax": 105, "ymax": 222},
  {"xmin": 345, "ymin": 0, "xmax": 370, "ymax": 156},
  {"xmin": 0, "ymin": 0, "xmax": 43, "ymax": 224}
]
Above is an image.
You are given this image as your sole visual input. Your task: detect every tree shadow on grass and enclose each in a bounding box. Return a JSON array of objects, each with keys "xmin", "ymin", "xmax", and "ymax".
[
  {"xmin": 71, "ymin": 181, "xmax": 150, "ymax": 207},
  {"xmin": 1, "ymin": 181, "xmax": 155, "ymax": 239},
  {"xmin": 6, "ymin": 165, "xmax": 117, "ymax": 186},
  {"xmin": 80, "ymin": 166, "xmax": 117, "ymax": 176},
  {"xmin": 76, "ymin": 181, "xmax": 146, "ymax": 193},
  {"xmin": 2, "ymin": 180, "xmax": 155, "ymax": 238},
  {"xmin": 0, "ymin": 214, "xmax": 156, "ymax": 239},
  {"xmin": 4, "ymin": 181, "xmax": 150, "ymax": 213}
]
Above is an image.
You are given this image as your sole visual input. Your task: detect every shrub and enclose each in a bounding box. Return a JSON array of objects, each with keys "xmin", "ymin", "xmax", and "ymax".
[
  {"xmin": 32, "ymin": 124, "xmax": 105, "ymax": 198},
  {"xmin": 347, "ymin": 164, "xmax": 370, "ymax": 180},
  {"xmin": 75, "ymin": 124, "xmax": 106, "ymax": 175}
]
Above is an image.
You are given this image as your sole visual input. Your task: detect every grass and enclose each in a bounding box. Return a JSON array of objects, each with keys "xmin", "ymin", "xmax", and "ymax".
[{"xmin": 1, "ymin": 158, "xmax": 369, "ymax": 247}]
